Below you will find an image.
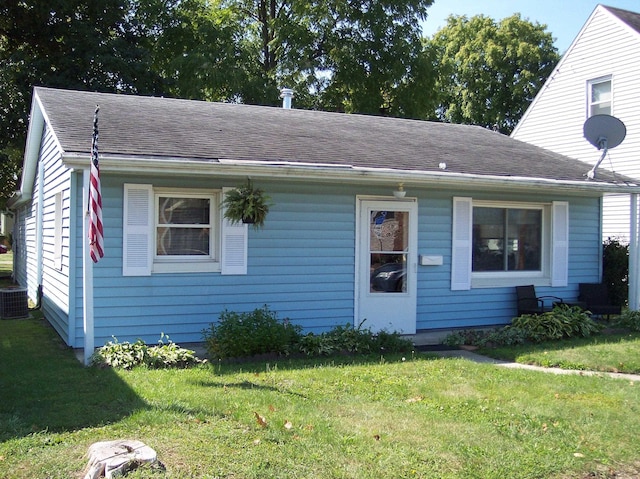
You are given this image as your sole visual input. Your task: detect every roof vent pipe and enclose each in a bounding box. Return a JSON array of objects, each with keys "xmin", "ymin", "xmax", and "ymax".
[{"xmin": 280, "ymin": 88, "xmax": 294, "ymax": 109}]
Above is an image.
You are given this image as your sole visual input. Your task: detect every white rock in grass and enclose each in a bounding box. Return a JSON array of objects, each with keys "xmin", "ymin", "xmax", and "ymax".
[{"xmin": 83, "ymin": 440, "xmax": 157, "ymax": 479}]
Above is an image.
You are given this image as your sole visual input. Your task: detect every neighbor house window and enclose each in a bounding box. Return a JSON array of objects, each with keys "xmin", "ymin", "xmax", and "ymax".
[{"xmin": 588, "ymin": 77, "xmax": 612, "ymax": 116}]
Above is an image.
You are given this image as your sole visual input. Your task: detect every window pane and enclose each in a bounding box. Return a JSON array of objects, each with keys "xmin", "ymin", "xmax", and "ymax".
[
  {"xmin": 507, "ymin": 209, "xmax": 541, "ymax": 271},
  {"xmin": 473, "ymin": 207, "xmax": 542, "ymax": 272},
  {"xmin": 370, "ymin": 253, "xmax": 406, "ymax": 293},
  {"xmin": 157, "ymin": 227, "xmax": 210, "ymax": 256},
  {"xmin": 591, "ymin": 102, "xmax": 611, "ymax": 116},
  {"xmin": 473, "ymin": 207, "xmax": 505, "ymax": 271},
  {"xmin": 158, "ymin": 197, "xmax": 210, "ymax": 225},
  {"xmin": 370, "ymin": 211, "xmax": 408, "ymax": 252},
  {"xmin": 590, "ymin": 80, "xmax": 611, "ymax": 116},
  {"xmin": 591, "ymin": 81, "xmax": 611, "ymax": 103}
]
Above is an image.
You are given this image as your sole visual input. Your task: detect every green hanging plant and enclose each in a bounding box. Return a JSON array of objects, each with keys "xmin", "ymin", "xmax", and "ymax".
[{"xmin": 222, "ymin": 179, "xmax": 271, "ymax": 229}]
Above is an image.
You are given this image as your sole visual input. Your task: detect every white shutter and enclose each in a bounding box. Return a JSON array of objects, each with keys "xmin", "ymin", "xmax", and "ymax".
[
  {"xmin": 451, "ymin": 197, "xmax": 473, "ymax": 291},
  {"xmin": 221, "ymin": 187, "xmax": 248, "ymax": 275},
  {"xmin": 551, "ymin": 201, "xmax": 569, "ymax": 287},
  {"xmin": 123, "ymin": 184, "xmax": 153, "ymax": 276}
]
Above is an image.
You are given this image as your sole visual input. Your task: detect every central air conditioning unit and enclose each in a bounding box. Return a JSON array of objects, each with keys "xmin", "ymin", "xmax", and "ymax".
[{"xmin": 0, "ymin": 287, "xmax": 29, "ymax": 319}]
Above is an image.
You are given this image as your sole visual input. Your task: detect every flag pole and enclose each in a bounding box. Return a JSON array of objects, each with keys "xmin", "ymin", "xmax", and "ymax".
[{"xmin": 83, "ymin": 168, "xmax": 94, "ymax": 365}]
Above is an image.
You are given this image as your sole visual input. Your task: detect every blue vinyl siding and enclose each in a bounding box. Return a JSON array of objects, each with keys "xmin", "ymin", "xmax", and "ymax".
[
  {"xmin": 62, "ymin": 174, "xmax": 606, "ymax": 347},
  {"xmin": 414, "ymin": 190, "xmax": 602, "ymax": 331},
  {"xmin": 71, "ymin": 178, "xmax": 358, "ymax": 346}
]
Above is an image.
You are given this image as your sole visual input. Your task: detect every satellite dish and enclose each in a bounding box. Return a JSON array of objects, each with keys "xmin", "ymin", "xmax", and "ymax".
[{"xmin": 583, "ymin": 114, "xmax": 626, "ymax": 179}]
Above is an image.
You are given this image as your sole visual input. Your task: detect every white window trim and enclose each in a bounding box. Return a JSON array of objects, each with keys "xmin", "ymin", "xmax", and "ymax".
[
  {"xmin": 587, "ymin": 75, "xmax": 613, "ymax": 117},
  {"xmin": 153, "ymin": 187, "xmax": 219, "ymax": 274},
  {"xmin": 451, "ymin": 197, "xmax": 568, "ymax": 290}
]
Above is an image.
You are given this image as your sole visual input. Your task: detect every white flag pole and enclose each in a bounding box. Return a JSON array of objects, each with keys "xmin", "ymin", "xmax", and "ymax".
[{"xmin": 82, "ymin": 168, "xmax": 95, "ymax": 365}]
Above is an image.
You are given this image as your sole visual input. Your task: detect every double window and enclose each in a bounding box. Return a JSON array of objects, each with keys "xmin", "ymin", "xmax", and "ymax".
[
  {"xmin": 472, "ymin": 205, "xmax": 542, "ymax": 273},
  {"xmin": 123, "ymin": 184, "xmax": 248, "ymax": 276}
]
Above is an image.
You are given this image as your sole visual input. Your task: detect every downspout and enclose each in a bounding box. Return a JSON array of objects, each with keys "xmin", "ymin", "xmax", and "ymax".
[{"xmin": 629, "ymin": 194, "xmax": 639, "ymax": 310}]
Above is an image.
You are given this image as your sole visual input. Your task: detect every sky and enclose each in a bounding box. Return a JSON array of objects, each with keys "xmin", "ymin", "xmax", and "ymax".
[{"xmin": 421, "ymin": 0, "xmax": 640, "ymax": 53}]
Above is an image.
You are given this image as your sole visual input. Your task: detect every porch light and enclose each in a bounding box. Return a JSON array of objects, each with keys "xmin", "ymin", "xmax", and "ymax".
[{"xmin": 393, "ymin": 183, "xmax": 406, "ymax": 198}]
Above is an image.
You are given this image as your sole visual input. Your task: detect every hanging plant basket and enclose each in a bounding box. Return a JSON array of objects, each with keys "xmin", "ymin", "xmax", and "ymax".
[{"xmin": 222, "ymin": 179, "xmax": 271, "ymax": 230}]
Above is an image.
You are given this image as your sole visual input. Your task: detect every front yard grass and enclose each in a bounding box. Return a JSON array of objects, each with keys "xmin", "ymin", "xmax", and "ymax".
[
  {"xmin": 1, "ymin": 317, "xmax": 640, "ymax": 478},
  {"xmin": 480, "ymin": 331, "xmax": 640, "ymax": 374}
]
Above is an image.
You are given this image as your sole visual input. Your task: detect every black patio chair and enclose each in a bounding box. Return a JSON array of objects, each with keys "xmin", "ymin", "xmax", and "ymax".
[
  {"xmin": 578, "ymin": 283, "xmax": 622, "ymax": 320},
  {"xmin": 515, "ymin": 285, "xmax": 563, "ymax": 316}
]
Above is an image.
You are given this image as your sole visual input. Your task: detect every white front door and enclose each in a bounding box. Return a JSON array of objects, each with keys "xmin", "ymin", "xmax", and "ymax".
[{"xmin": 356, "ymin": 198, "xmax": 418, "ymax": 334}]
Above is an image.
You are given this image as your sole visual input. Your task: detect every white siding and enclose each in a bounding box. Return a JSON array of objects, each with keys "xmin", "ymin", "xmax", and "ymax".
[
  {"xmin": 512, "ymin": 6, "xmax": 640, "ymax": 240},
  {"xmin": 12, "ymin": 124, "xmax": 73, "ymax": 343}
]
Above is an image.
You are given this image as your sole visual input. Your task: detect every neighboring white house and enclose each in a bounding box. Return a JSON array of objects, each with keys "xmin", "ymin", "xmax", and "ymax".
[{"xmin": 512, "ymin": 4, "xmax": 640, "ymax": 242}]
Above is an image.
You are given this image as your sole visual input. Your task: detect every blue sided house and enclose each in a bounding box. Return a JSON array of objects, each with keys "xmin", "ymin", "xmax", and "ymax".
[{"xmin": 9, "ymin": 87, "xmax": 640, "ymax": 353}]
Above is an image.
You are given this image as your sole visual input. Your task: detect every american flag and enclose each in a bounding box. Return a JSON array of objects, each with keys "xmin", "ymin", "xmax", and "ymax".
[{"xmin": 88, "ymin": 105, "xmax": 104, "ymax": 262}]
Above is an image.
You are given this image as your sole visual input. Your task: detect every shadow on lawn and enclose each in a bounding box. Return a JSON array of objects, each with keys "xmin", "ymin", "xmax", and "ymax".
[{"xmin": 0, "ymin": 317, "xmax": 148, "ymax": 442}]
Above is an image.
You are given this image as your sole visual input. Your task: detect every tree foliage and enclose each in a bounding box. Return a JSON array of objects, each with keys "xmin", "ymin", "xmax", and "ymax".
[
  {"xmin": 0, "ymin": 0, "xmax": 171, "ymax": 208},
  {"xmin": 426, "ymin": 14, "xmax": 559, "ymax": 134},
  {"xmin": 223, "ymin": 0, "xmax": 435, "ymax": 114}
]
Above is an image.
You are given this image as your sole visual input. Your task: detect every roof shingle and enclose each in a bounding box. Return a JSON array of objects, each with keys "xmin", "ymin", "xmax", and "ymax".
[{"xmin": 34, "ymin": 87, "xmax": 633, "ymax": 185}]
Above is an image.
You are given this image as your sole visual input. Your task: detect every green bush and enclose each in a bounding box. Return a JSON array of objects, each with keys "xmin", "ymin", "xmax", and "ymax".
[
  {"xmin": 203, "ymin": 305, "xmax": 302, "ymax": 359},
  {"xmin": 616, "ymin": 309, "xmax": 640, "ymax": 331},
  {"xmin": 603, "ymin": 237, "xmax": 628, "ymax": 307},
  {"xmin": 91, "ymin": 334, "xmax": 202, "ymax": 369},
  {"xmin": 297, "ymin": 322, "xmax": 413, "ymax": 356},
  {"xmin": 444, "ymin": 305, "xmax": 601, "ymax": 347},
  {"xmin": 513, "ymin": 304, "xmax": 602, "ymax": 342}
]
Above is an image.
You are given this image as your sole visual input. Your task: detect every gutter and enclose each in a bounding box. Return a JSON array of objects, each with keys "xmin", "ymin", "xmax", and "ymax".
[{"xmin": 61, "ymin": 153, "xmax": 640, "ymax": 196}]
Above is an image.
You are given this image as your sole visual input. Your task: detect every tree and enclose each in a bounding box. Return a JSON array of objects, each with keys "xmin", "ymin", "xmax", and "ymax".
[
  {"xmin": 426, "ymin": 14, "xmax": 559, "ymax": 134},
  {"xmin": 222, "ymin": 0, "xmax": 435, "ymax": 115},
  {"xmin": 0, "ymin": 0, "xmax": 172, "ymax": 209}
]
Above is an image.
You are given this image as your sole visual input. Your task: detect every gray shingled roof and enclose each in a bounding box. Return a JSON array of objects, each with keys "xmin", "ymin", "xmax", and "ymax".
[
  {"xmin": 604, "ymin": 5, "xmax": 640, "ymax": 34},
  {"xmin": 34, "ymin": 87, "xmax": 633, "ymax": 186}
]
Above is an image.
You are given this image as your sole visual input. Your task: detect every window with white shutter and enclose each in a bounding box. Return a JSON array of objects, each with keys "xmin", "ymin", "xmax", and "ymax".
[
  {"xmin": 123, "ymin": 184, "xmax": 248, "ymax": 275},
  {"xmin": 451, "ymin": 197, "xmax": 569, "ymax": 289}
]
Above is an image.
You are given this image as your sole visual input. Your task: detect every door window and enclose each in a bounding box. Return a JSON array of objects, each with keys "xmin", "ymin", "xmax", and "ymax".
[{"xmin": 369, "ymin": 210, "xmax": 408, "ymax": 293}]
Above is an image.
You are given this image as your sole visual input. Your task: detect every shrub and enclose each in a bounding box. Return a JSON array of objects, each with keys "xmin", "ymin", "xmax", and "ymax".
[
  {"xmin": 444, "ymin": 305, "xmax": 601, "ymax": 347},
  {"xmin": 513, "ymin": 304, "xmax": 602, "ymax": 342},
  {"xmin": 616, "ymin": 309, "xmax": 640, "ymax": 331},
  {"xmin": 91, "ymin": 334, "xmax": 202, "ymax": 369},
  {"xmin": 203, "ymin": 305, "xmax": 302, "ymax": 359},
  {"xmin": 603, "ymin": 237, "xmax": 628, "ymax": 307},
  {"xmin": 298, "ymin": 322, "xmax": 413, "ymax": 356}
]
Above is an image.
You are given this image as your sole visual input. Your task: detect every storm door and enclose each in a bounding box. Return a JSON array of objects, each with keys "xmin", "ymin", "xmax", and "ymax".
[{"xmin": 356, "ymin": 198, "xmax": 417, "ymax": 334}]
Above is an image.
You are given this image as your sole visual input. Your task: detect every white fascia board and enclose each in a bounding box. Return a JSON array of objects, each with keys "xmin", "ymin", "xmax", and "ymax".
[{"xmin": 61, "ymin": 152, "xmax": 640, "ymax": 196}]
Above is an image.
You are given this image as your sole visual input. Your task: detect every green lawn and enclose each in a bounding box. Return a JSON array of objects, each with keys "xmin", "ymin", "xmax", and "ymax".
[
  {"xmin": 1, "ymin": 318, "xmax": 640, "ymax": 478},
  {"xmin": 0, "ymin": 250, "xmax": 12, "ymax": 277},
  {"xmin": 481, "ymin": 331, "xmax": 640, "ymax": 374}
]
